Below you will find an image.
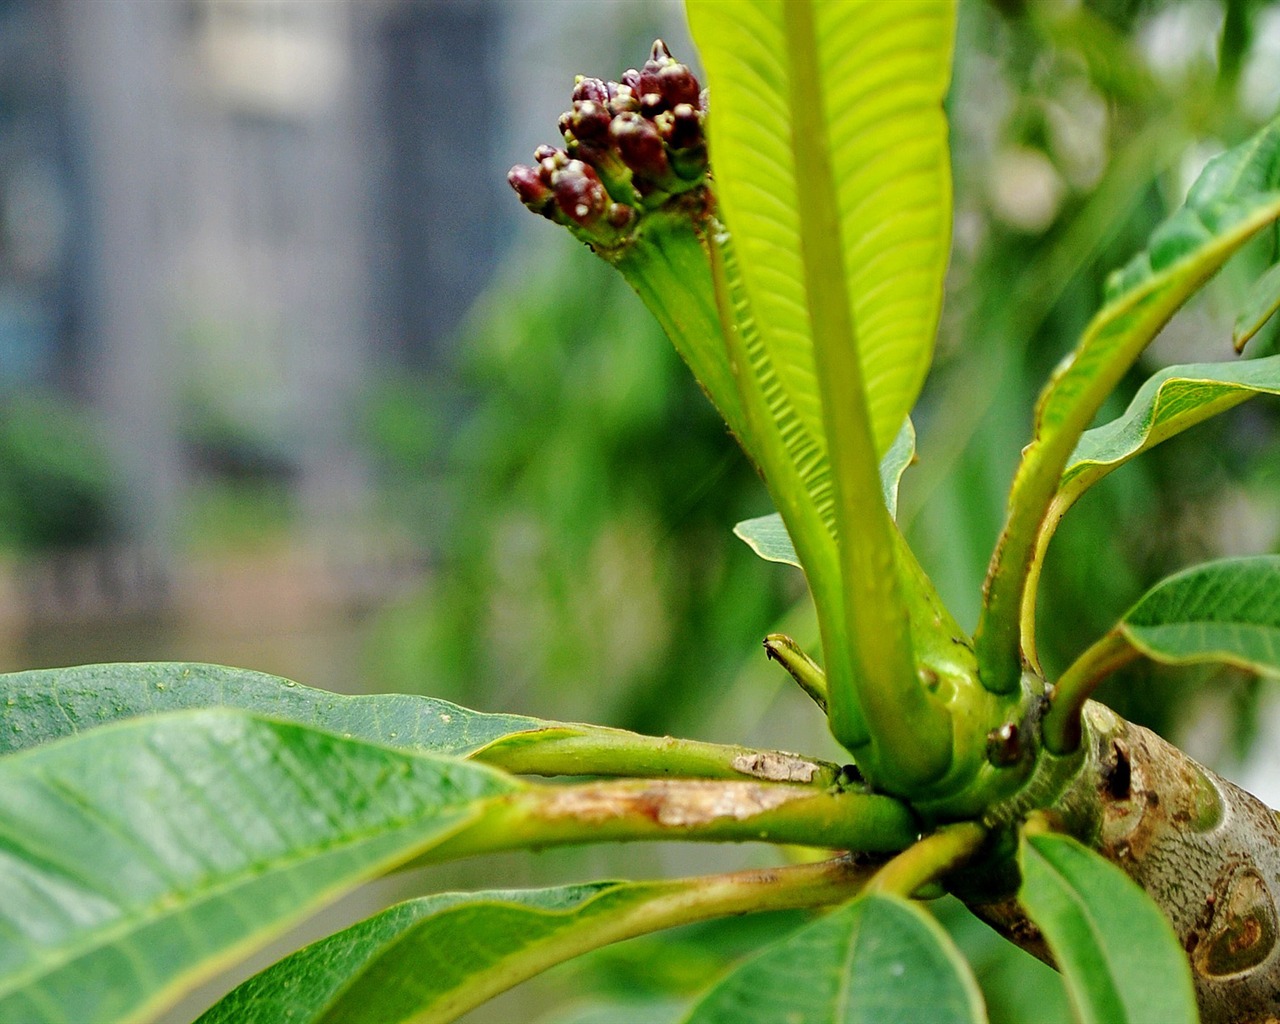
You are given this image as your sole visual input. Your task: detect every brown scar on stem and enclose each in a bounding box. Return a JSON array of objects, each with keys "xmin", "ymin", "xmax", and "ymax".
[
  {"xmin": 731, "ymin": 751, "xmax": 820, "ymax": 784},
  {"xmin": 535, "ymin": 780, "xmax": 807, "ymax": 828}
]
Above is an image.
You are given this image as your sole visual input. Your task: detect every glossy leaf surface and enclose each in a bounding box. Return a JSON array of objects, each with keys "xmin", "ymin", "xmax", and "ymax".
[
  {"xmin": 686, "ymin": 0, "xmax": 952, "ymax": 461},
  {"xmin": 680, "ymin": 893, "xmax": 985, "ymax": 1024},
  {"xmin": 200, "ymin": 881, "xmax": 679, "ymax": 1024},
  {"xmin": 1057, "ymin": 356, "xmax": 1280, "ymax": 512},
  {"xmin": 0, "ymin": 662, "xmax": 551, "ymax": 759},
  {"xmin": 0, "ymin": 709, "xmax": 517, "ymax": 1024},
  {"xmin": 1018, "ymin": 832, "xmax": 1196, "ymax": 1024},
  {"xmin": 734, "ymin": 418, "xmax": 915, "ymax": 567},
  {"xmin": 1119, "ymin": 556, "xmax": 1280, "ymax": 676},
  {"xmin": 979, "ymin": 118, "xmax": 1280, "ymax": 692}
]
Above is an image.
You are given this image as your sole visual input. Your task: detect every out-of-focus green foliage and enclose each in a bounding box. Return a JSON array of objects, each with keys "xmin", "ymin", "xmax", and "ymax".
[
  {"xmin": 365, "ymin": 237, "xmax": 795, "ymax": 735},
  {"xmin": 0, "ymin": 391, "xmax": 116, "ymax": 550}
]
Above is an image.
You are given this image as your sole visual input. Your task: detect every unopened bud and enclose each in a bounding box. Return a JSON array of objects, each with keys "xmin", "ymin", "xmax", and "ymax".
[
  {"xmin": 657, "ymin": 63, "xmax": 701, "ymax": 109},
  {"xmin": 551, "ymin": 160, "xmax": 609, "ymax": 225},
  {"xmin": 665, "ymin": 103, "xmax": 702, "ymax": 150},
  {"xmin": 620, "ymin": 68, "xmax": 641, "ymax": 91},
  {"xmin": 611, "ymin": 111, "xmax": 670, "ymax": 183},
  {"xmin": 572, "ymin": 76, "xmax": 609, "ymax": 105},
  {"xmin": 566, "ymin": 99, "xmax": 611, "ymax": 143},
  {"xmin": 508, "ymin": 164, "xmax": 555, "ymax": 216}
]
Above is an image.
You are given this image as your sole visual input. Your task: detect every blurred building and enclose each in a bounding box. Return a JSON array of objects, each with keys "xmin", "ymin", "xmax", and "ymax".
[{"xmin": 0, "ymin": 0, "xmax": 519, "ymax": 550}]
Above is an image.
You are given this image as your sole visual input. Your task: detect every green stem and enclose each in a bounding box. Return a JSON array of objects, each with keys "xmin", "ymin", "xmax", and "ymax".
[
  {"xmin": 476, "ymin": 725, "xmax": 841, "ymax": 788},
  {"xmin": 707, "ymin": 226, "xmax": 865, "ymax": 749},
  {"xmin": 1042, "ymin": 630, "xmax": 1140, "ymax": 755},
  {"xmin": 617, "ymin": 213, "xmax": 751, "ymax": 444},
  {"xmin": 424, "ymin": 856, "xmax": 879, "ymax": 1024},
  {"xmin": 427, "ymin": 777, "xmax": 919, "ymax": 862},
  {"xmin": 866, "ymin": 821, "xmax": 988, "ymax": 898},
  {"xmin": 764, "ymin": 633, "xmax": 829, "ymax": 712},
  {"xmin": 783, "ymin": 0, "xmax": 951, "ymax": 786}
]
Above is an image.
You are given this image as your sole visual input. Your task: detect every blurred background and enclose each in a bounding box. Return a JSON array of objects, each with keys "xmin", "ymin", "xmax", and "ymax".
[{"xmin": 2, "ymin": 0, "xmax": 1280, "ymax": 1021}]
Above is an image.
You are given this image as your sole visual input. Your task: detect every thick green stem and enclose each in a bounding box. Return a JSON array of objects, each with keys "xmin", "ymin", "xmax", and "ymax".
[
  {"xmin": 616, "ymin": 212, "xmax": 751, "ymax": 444},
  {"xmin": 427, "ymin": 777, "xmax": 919, "ymax": 862},
  {"xmin": 1042, "ymin": 630, "xmax": 1140, "ymax": 754},
  {"xmin": 476, "ymin": 725, "xmax": 841, "ymax": 787},
  {"xmin": 867, "ymin": 821, "xmax": 988, "ymax": 898},
  {"xmin": 707, "ymin": 227, "xmax": 865, "ymax": 749},
  {"xmin": 782, "ymin": 0, "xmax": 952, "ymax": 787}
]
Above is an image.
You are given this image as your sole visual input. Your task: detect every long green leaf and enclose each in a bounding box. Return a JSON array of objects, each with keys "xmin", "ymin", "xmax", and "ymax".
[
  {"xmin": 734, "ymin": 417, "xmax": 916, "ymax": 568},
  {"xmin": 0, "ymin": 662, "xmax": 543, "ymax": 759},
  {"xmin": 1018, "ymin": 831, "xmax": 1197, "ymax": 1024},
  {"xmin": 681, "ymin": 892, "xmax": 985, "ymax": 1024},
  {"xmin": 0, "ymin": 663, "xmax": 836, "ymax": 785},
  {"xmin": 0, "ymin": 709, "xmax": 518, "ymax": 1024},
  {"xmin": 198, "ymin": 882, "xmax": 654, "ymax": 1024},
  {"xmin": 1118, "ymin": 556, "xmax": 1280, "ymax": 675},
  {"xmin": 1059, "ymin": 356, "xmax": 1280, "ymax": 512},
  {"xmin": 689, "ymin": 0, "xmax": 957, "ymax": 774},
  {"xmin": 979, "ymin": 117, "xmax": 1280, "ymax": 693},
  {"xmin": 686, "ymin": 0, "xmax": 952, "ymax": 463}
]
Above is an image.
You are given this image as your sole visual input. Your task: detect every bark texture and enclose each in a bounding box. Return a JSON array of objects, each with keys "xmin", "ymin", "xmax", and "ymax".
[{"xmin": 971, "ymin": 703, "xmax": 1280, "ymax": 1024}]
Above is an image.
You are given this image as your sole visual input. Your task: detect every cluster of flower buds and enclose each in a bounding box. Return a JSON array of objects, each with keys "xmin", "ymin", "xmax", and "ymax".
[{"xmin": 508, "ymin": 40, "xmax": 710, "ymax": 251}]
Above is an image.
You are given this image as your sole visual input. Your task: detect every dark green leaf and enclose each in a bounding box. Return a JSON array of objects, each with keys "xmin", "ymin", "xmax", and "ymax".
[
  {"xmin": 680, "ymin": 893, "xmax": 985, "ymax": 1024},
  {"xmin": 1018, "ymin": 831, "xmax": 1197, "ymax": 1024},
  {"xmin": 1119, "ymin": 556, "xmax": 1280, "ymax": 676},
  {"xmin": 0, "ymin": 709, "xmax": 517, "ymax": 1024},
  {"xmin": 0, "ymin": 662, "xmax": 551, "ymax": 759}
]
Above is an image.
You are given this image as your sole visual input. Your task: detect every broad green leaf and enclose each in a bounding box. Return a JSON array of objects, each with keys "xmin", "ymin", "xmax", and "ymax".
[
  {"xmin": 0, "ymin": 663, "xmax": 835, "ymax": 785},
  {"xmin": 1118, "ymin": 556, "xmax": 1280, "ymax": 676},
  {"xmin": 686, "ymin": 0, "xmax": 953, "ymax": 462},
  {"xmin": 681, "ymin": 893, "xmax": 985, "ymax": 1024},
  {"xmin": 0, "ymin": 708, "xmax": 518, "ymax": 1024},
  {"xmin": 1040, "ymin": 118, "xmax": 1280, "ymax": 440},
  {"xmin": 199, "ymin": 881, "xmax": 687, "ymax": 1024},
  {"xmin": 979, "ymin": 118, "xmax": 1280, "ymax": 693},
  {"xmin": 1058, "ymin": 355, "xmax": 1280, "ymax": 512},
  {"xmin": 734, "ymin": 418, "xmax": 916, "ymax": 568},
  {"xmin": 1018, "ymin": 831, "xmax": 1196, "ymax": 1024},
  {"xmin": 0, "ymin": 662, "xmax": 548, "ymax": 759},
  {"xmin": 1234, "ymin": 260, "xmax": 1280, "ymax": 350}
]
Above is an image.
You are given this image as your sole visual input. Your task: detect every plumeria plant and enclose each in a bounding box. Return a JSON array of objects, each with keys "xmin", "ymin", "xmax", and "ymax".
[{"xmin": 4, "ymin": 2, "xmax": 1280, "ymax": 1022}]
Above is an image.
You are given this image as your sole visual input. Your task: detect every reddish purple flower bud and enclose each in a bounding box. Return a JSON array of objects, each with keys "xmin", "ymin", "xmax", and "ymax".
[
  {"xmin": 666, "ymin": 103, "xmax": 702, "ymax": 150},
  {"xmin": 657, "ymin": 63, "xmax": 701, "ymax": 108},
  {"xmin": 567, "ymin": 99, "xmax": 611, "ymax": 143},
  {"xmin": 572, "ymin": 76, "xmax": 609, "ymax": 105},
  {"xmin": 611, "ymin": 111, "xmax": 671, "ymax": 183},
  {"xmin": 552, "ymin": 160, "xmax": 609, "ymax": 225},
  {"xmin": 620, "ymin": 68, "xmax": 641, "ymax": 92},
  {"xmin": 649, "ymin": 39, "xmax": 673, "ymax": 64},
  {"xmin": 640, "ymin": 92, "xmax": 666, "ymax": 118},
  {"xmin": 533, "ymin": 143, "xmax": 561, "ymax": 167},
  {"xmin": 508, "ymin": 164, "xmax": 555, "ymax": 215}
]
